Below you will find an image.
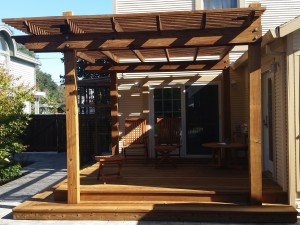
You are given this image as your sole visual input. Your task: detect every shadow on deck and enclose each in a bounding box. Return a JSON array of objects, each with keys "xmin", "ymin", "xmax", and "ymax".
[{"xmin": 13, "ymin": 158, "xmax": 298, "ymax": 223}]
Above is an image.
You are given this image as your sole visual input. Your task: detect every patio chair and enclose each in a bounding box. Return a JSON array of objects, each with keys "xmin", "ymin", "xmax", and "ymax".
[
  {"xmin": 155, "ymin": 117, "xmax": 181, "ymax": 167},
  {"xmin": 95, "ymin": 155, "xmax": 125, "ymax": 184},
  {"xmin": 122, "ymin": 117, "xmax": 148, "ymax": 159}
]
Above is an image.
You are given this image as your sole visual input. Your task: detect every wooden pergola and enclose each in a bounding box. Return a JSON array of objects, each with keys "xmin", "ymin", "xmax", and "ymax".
[{"xmin": 3, "ymin": 3, "xmax": 264, "ymax": 206}]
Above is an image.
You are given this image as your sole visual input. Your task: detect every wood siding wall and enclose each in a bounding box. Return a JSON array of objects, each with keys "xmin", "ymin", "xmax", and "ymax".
[
  {"xmin": 229, "ymin": 67, "xmax": 247, "ymax": 134},
  {"xmin": 292, "ymin": 30, "xmax": 300, "ymax": 197},
  {"xmin": 294, "ymin": 30, "xmax": 300, "ymax": 50},
  {"xmin": 232, "ymin": 47, "xmax": 289, "ymax": 191},
  {"xmin": 10, "ymin": 57, "xmax": 35, "ymax": 87},
  {"xmin": 115, "ymin": 0, "xmax": 194, "ymax": 14},
  {"xmin": 273, "ymin": 54, "xmax": 288, "ymax": 192},
  {"xmin": 245, "ymin": 0, "xmax": 300, "ymax": 35},
  {"xmin": 118, "ymin": 81, "xmax": 145, "ymax": 150}
]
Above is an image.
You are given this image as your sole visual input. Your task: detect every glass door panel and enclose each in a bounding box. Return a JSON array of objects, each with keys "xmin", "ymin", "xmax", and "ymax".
[{"xmin": 185, "ymin": 85, "xmax": 219, "ymax": 155}]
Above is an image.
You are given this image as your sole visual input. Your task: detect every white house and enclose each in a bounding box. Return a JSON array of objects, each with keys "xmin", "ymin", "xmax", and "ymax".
[{"xmin": 0, "ymin": 25, "xmax": 42, "ymax": 114}]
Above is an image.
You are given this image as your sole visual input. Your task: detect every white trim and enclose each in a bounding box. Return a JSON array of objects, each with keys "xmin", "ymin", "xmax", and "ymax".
[
  {"xmin": 239, "ymin": 0, "xmax": 245, "ymax": 8},
  {"xmin": 195, "ymin": 0, "xmax": 201, "ymax": 9},
  {"xmin": 278, "ymin": 16, "xmax": 300, "ymax": 38},
  {"xmin": 287, "ymin": 34, "xmax": 297, "ymax": 207},
  {"xmin": 181, "ymin": 85, "xmax": 186, "ymax": 157},
  {"xmin": 294, "ymin": 53, "xmax": 300, "ymax": 193},
  {"xmin": 0, "ymin": 25, "xmax": 40, "ymax": 65},
  {"xmin": 280, "ymin": 54, "xmax": 288, "ymax": 192},
  {"xmin": 149, "ymin": 81, "xmax": 221, "ymax": 158}
]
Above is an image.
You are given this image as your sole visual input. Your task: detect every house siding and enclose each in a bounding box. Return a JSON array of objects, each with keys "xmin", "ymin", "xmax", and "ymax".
[
  {"xmin": 230, "ymin": 67, "xmax": 247, "ymax": 134},
  {"xmin": 115, "ymin": 0, "xmax": 194, "ymax": 14},
  {"xmin": 245, "ymin": 0, "xmax": 300, "ymax": 35},
  {"xmin": 273, "ymin": 54, "xmax": 288, "ymax": 191},
  {"xmin": 291, "ymin": 30, "xmax": 300, "ymax": 196},
  {"xmin": 294, "ymin": 30, "xmax": 300, "ymax": 51},
  {"xmin": 10, "ymin": 57, "xmax": 36, "ymax": 87}
]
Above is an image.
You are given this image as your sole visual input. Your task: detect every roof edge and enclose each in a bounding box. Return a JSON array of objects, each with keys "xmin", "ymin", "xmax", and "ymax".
[
  {"xmin": 231, "ymin": 29, "xmax": 276, "ymax": 70},
  {"xmin": 14, "ymin": 51, "xmax": 41, "ymax": 65},
  {"xmin": 0, "ymin": 25, "xmax": 40, "ymax": 65},
  {"xmin": 277, "ymin": 16, "xmax": 300, "ymax": 37}
]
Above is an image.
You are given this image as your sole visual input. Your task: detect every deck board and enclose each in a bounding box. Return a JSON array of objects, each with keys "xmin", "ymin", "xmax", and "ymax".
[{"xmin": 13, "ymin": 159, "xmax": 298, "ymax": 222}]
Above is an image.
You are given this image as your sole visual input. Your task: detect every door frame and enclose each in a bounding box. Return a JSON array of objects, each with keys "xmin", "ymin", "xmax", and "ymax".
[
  {"xmin": 262, "ymin": 70, "xmax": 274, "ymax": 174},
  {"xmin": 148, "ymin": 82, "xmax": 222, "ymax": 158}
]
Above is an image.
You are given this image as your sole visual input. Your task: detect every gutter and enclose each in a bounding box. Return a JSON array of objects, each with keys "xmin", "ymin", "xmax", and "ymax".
[{"xmin": 14, "ymin": 51, "xmax": 41, "ymax": 65}]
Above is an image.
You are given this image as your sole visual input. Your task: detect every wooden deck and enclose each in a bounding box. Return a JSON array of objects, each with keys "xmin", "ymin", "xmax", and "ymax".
[{"xmin": 13, "ymin": 159, "xmax": 298, "ymax": 222}]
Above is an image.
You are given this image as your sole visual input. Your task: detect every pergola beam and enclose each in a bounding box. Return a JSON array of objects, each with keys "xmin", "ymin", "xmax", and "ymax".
[
  {"xmin": 64, "ymin": 50, "xmax": 80, "ymax": 204},
  {"xmin": 101, "ymin": 51, "xmax": 120, "ymax": 63},
  {"xmin": 65, "ymin": 19, "xmax": 85, "ymax": 34},
  {"xmin": 13, "ymin": 22, "xmax": 262, "ymax": 52},
  {"xmin": 76, "ymin": 52, "xmax": 96, "ymax": 63},
  {"xmin": 193, "ymin": 47, "xmax": 200, "ymax": 61},
  {"xmin": 164, "ymin": 48, "xmax": 170, "ymax": 62},
  {"xmin": 23, "ymin": 20, "xmax": 49, "ymax": 35},
  {"xmin": 84, "ymin": 59, "xmax": 228, "ymax": 73},
  {"xmin": 132, "ymin": 49, "xmax": 145, "ymax": 62},
  {"xmin": 110, "ymin": 73, "xmax": 119, "ymax": 155},
  {"xmin": 248, "ymin": 41, "xmax": 262, "ymax": 205},
  {"xmin": 111, "ymin": 17, "xmax": 124, "ymax": 32}
]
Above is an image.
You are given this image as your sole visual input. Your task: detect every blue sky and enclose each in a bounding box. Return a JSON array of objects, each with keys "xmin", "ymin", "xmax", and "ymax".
[{"xmin": 0, "ymin": 0, "xmax": 113, "ymax": 84}]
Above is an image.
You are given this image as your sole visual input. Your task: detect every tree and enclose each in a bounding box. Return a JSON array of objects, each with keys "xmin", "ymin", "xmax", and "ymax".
[
  {"xmin": 17, "ymin": 44, "xmax": 65, "ymax": 113},
  {"xmin": 59, "ymin": 58, "xmax": 110, "ymax": 83},
  {"xmin": 0, "ymin": 67, "xmax": 34, "ymax": 182},
  {"xmin": 17, "ymin": 43, "xmax": 36, "ymax": 58},
  {"xmin": 36, "ymin": 67, "xmax": 65, "ymax": 113}
]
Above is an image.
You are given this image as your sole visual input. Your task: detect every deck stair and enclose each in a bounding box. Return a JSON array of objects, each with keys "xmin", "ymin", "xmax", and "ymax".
[{"xmin": 12, "ymin": 161, "xmax": 298, "ymax": 223}]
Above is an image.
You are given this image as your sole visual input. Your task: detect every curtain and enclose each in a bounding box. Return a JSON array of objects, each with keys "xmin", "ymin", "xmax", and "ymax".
[{"xmin": 203, "ymin": 0, "xmax": 237, "ymax": 9}]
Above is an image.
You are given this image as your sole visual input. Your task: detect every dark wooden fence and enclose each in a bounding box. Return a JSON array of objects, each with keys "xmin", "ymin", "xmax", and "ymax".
[{"xmin": 22, "ymin": 114, "xmax": 111, "ymax": 165}]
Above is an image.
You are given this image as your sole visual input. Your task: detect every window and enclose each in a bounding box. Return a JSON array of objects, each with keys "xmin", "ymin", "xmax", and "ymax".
[
  {"xmin": 203, "ymin": 0, "xmax": 237, "ymax": 9},
  {"xmin": 154, "ymin": 87, "xmax": 181, "ymax": 120}
]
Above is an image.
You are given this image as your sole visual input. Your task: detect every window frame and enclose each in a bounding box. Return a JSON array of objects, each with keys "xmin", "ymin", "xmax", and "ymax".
[{"xmin": 195, "ymin": 0, "xmax": 245, "ymax": 10}]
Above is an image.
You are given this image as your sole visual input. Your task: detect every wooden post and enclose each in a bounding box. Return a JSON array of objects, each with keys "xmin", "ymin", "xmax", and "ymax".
[
  {"xmin": 64, "ymin": 50, "xmax": 80, "ymax": 204},
  {"xmin": 110, "ymin": 73, "xmax": 119, "ymax": 155},
  {"xmin": 222, "ymin": 68, "xmax": 231, "ymax": 142},
  {"xmin": 248, "ymin": 42, "xmax": 262, "ymax": 205}
]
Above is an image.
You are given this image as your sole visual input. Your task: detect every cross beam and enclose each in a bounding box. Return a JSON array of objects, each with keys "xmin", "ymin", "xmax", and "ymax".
[
  {"xmin": 13, "ymin": 23, "xmax": 261, "ymax": 52},
  {"xmin": 84, "ymin": 59, "xmax": 229, "ymax": 73}
]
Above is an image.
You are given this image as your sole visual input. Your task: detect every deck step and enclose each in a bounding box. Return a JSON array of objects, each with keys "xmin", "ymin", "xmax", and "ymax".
[
  {"xmin": 13, "ymin": 201, "xmax": 298, "ymax": 223},
  {"xmin": 53, "ymin": 185, "xmax": 288, "ymax": 204}
]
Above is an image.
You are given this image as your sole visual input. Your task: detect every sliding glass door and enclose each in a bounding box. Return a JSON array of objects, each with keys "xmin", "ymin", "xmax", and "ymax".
[{"xmin": 185, "ymin": 85, "xmax": 219, "ymax": 156}]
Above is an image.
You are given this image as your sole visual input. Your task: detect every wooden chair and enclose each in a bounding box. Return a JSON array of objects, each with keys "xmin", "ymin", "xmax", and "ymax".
[
  {"xmin": 155, "ymin": 117, "xmax": 181, "ymax": 167},
  {"xmin": 122, "ymin": 118, "xmax": 148, "ymax": 159},
  {"xmin": 95, "ymin": 155, "xmax": 125, "ymax": 184}
]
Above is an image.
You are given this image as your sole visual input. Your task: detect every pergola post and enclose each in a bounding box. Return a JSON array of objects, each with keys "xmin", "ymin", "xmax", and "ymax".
[
  {"xmin": 248, "ymin": 42, "xmax": 262, "ymax": 205},
  {"xmin": 64, "ymin": 50, "xmax": 80, "ymax": 204},
  {"xmin": 222, "ymin": 68, "xmax": 231, "ymax": 142},
  {"xmin": 110, "ymin": 72, "xmax": 119, "ymax": 155}
]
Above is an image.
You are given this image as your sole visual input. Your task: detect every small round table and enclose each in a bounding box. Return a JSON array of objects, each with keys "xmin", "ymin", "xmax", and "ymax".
[{"xmin": 202, "ymin": 142, "xmax": 248, "ymax": 167}]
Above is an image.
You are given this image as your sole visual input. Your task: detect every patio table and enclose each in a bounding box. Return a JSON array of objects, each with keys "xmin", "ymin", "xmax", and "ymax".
[{"xmin": 202, "ymin": 142, "xmax": 248, "ymax": 168}]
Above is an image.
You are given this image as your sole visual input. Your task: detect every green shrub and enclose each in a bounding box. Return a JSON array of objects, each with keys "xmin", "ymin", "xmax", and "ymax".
[
  {"xmin": 0, "ymin": 67, "xmax": 33, "ymax": 180},
  {"xmin": 0, "ymin": 162, "xmax": 21, "ymax": 183}
]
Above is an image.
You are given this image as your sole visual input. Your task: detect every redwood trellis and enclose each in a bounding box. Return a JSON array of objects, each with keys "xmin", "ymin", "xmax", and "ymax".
[{"xmin": 3, "ymin": 3, "xmax": 264, "ymax": 205}]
